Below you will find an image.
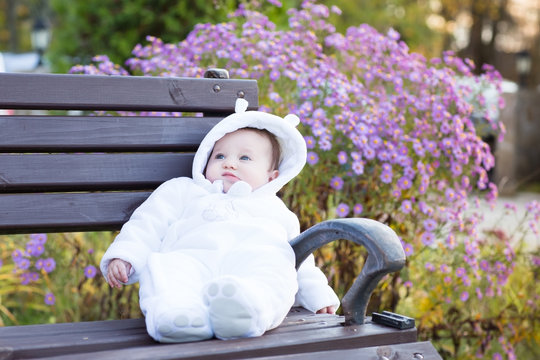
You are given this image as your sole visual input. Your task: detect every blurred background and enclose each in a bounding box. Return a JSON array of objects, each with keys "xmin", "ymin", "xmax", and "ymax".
[{"xmin": 0, "ymin": 0, "xmax": 539, "ymax": 191}]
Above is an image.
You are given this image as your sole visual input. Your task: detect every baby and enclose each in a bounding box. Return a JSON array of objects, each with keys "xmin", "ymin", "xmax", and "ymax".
[{"xmin": 100, "ymin": 99, "xmax": 339, "ymax": 343}]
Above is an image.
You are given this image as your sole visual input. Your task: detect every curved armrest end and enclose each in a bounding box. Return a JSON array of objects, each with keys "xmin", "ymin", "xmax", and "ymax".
[{"xmin": 290, "ymin": 218, "xmax": 405, "ymax": 325}]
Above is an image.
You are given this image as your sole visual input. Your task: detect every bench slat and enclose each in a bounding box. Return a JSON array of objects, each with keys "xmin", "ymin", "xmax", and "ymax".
[
  {"xmin": 238, "ymin": 341, "xmax": 443, "ymax": 360},
  {"xmin": 0, "ymin": 116, "xmax": 219, "ymax": 152},
  {"xmin": 0, "ymin": 192, "xmax": 151, "ymax": 234},
  {"xmin": 0, "ymin": 73, "xmax": 258, "ymax": 112},
  {"xmin": 0, "ymin": 309, "xmax": 417, "ymax": 360},
  {"xmin": 0, "ymin": 153, "xmax": 192, "ymax": 192}
]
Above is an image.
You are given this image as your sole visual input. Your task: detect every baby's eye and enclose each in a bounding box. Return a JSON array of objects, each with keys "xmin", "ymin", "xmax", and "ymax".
[
  {"xmin": 240, "ymin": 155, "xmax": 251, "ymax": 161},
  {"xmin": 214, "ymin": 154, "xmax": 225, "ymax": 160}
]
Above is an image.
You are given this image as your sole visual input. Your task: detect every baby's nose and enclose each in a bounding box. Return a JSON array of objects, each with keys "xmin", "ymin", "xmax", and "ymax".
[{"xmin": 223, "ymin": 159, "xmax": 237, "ymax": 169}]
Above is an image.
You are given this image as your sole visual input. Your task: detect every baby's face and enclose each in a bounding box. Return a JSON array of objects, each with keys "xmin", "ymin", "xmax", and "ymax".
[{"xmin": 205, "ymin": 129, "xmax": 279, "ymax": 193}]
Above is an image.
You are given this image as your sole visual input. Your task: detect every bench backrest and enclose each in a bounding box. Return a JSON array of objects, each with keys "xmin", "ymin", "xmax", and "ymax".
[{"xmin": 0, "ymin": 72, "xmax": 258, "ymax": 234}]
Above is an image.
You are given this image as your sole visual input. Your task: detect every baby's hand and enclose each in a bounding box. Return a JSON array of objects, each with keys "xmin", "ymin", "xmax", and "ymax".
[
  {"xmin": 316, "ymin": 306, "xmax": 336, "ymax": 315},
  {"xmin": 107, "ymin": 258, "xmax": 132, "ymax": 288}
]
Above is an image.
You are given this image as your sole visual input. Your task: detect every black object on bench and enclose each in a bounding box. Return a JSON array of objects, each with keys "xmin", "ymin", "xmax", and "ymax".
[{"xmin": 0, "ymin": 71, "xmax": 441, "ymax": 359}]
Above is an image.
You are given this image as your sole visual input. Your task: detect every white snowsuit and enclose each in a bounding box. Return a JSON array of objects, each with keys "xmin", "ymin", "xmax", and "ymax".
[{"xmin": 100, "ymin": 99, "xmax": 339, "ymax": 343}]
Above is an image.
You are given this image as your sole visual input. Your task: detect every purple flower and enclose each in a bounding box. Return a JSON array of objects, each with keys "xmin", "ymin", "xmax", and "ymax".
[
  {"xmin": 306, "ymin": 152, "xmax": 319, "ymax": 165},
  {"xmin": 460, "ymin": 291, "xmax": 469, "ymax": 302},
  {"xmin": 456, "ymin": 267, "xmax": 466, "ymax": 278},
  {"xmin": 337, "ymin": 151, "xmax": 347, "ymax": 164},
  {"xmin": 21, "ymin": 272, "xmax": 40, "ymax": 285},
  {"xmin": 445, "ymin": 188, "xmax": 456, "ymax": 202},
  {"xmin": 267, "ymin": 0, "xmax": 282, "ymax": 7},
  {"xmin": 36, "ymin": 258, "xmax": 44, "ymax": 270},
  {"xmin": 402, "ymin": 243, "xmax": 414, "ymax": 256},
  {"xmin": 480, "ymin": 260, "xmax": 490, "ymax": 271},
  {"xmin": 397, "ymin": 176, "xmax": 412, "ymax": 190},
  {"xmin": 401, "ymin": 200, "xmax": 412, "ymax": 213},
  {"xmin": 352, "ymin": 161, "xmax": 364, "ymax": 175},
  {"xmin": 269, "ymin": 69, "xmax": 280, "ymax": 81},
  {"xmin": 16, "ymin": 258, "xmax": 31, "ymax": 270},
  {"xmin": 380, "ymin": 170, "xmax": 393, "ymax": 184},
  {"xmin": 26, "ymin": 240, "xmax": 45, "ymax": 257},
  {"xmin": 421, "ymin": 232, "xmax": 435, "ymax": 246},
  {"xmin": 30, "ymin": 233, "xmax": 47, "ymax": 244},
  {"xmin": 42, "ymin": 258, "xmax": 56, "ymax": 273},
  {"xmin": 353, "ymin": 203, "xmax": 363, "ymax": 215},
  {"xmin": 12, "ymin": 249, "xmax": 24, "ymax": 263},
  {"xmin": 84, "ymin": 265, "xmax": 97, "ymax": 279},
  {"xmin": 319, "ymin": 138, "xmax": 332, "ymax": 151},
  {"xmin": 330, "ymin": 176, "xmax": 344, "ymax": 190},
  {"xmin": 423, "ymin": 219, "xmax": 437, "ymax": 232},
  {"xmin": 331, "ymin": 5, "xmax": 342, "ymax": 15},
  {"xmin": 446, "ymin": 233, "xmax": 456, "ymax": 249},
  {"xmin": 475, "ymin": 287, "xmax": 483, "ymax": 300},
  {"xmin": 425, "ymin": 262, "xmax": 435, "ymax": 271},
  {"xmin": 44, "ymin": 292, "xmax": 55, "ymax": 306},
  {"xmin": 336, "ymin": 203, "xmax": 349, "ymax": 217},
  {"xmin": 304, "ymin": 136, "xmax": 316, "ymax": 149},
  {"xmin": 269, "ymin": 92, "xmax": 282, "ymax": 103}
]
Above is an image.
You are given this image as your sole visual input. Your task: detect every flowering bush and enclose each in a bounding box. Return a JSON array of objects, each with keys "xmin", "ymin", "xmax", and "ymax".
[
  {"xmin": 0, "ymin": 233, "xmax": 140, "ymax": 325},
  {"xmin": 63, "ymin": 0, "xmax": 537, "ymax": 357}
]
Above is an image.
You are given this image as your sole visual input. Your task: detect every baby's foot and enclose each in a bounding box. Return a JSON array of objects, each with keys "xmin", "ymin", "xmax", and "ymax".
[
  {"xmin": 154, "ymin": 307, "xmax": 213, "ymax": 343},
  {"xmin": 205, "ymin": 277, "xmax": 262, "ymax": 340}
]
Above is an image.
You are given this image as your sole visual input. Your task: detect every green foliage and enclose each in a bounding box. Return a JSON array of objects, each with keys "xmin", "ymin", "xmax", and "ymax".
[
  {"xmin": 0, "ymin": 233, "xmax": 140, "ymax": 325},
  {"xmin": 47, "ymin": 0, "xmax": 237, "ymax": 73},
  {"xmin": 398, "ymin": 236, "xmax": 540, "ymax": 359},
  {"xmin": 329, "ymin": 0, "xmax": 441, "ymax": 58}
]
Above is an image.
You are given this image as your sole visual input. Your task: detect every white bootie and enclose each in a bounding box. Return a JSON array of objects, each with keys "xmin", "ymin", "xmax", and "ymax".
[
  {"xmin": 204, "ymin": 276, "xmax": 267, "ymax": 340},
  {"xmin": 152, "ymin": 301, "xmax": 213, "ymax": 343}
]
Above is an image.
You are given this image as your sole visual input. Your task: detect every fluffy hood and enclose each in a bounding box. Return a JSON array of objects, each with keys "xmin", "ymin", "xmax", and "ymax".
[{"xmin": 192, "ymin": 98, "xmax": 307, "ymax": 195}]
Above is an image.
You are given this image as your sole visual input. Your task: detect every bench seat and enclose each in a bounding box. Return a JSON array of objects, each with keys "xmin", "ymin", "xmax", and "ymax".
[{"xmin": 0, "ymin": 308, "xmax": 429, "ymax": 360}]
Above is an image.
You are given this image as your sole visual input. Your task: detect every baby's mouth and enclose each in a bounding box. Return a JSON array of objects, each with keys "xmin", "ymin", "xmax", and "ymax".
[{"xmin": 222, "ymin": 172, "xmax": 240, "ymax": 181}]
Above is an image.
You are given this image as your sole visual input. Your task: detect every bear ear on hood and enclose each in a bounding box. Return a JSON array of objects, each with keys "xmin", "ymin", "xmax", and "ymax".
[
  {"xmin": 283, "ymin": 114, "xmax": 300, "ymax": 127},
  {"xmin": 192, "ymin": 98, "xmax": 308, "ymax": 194},
  {"xmin": 235, "ymin": 98, "xmax": 249, "ymax": 113}
]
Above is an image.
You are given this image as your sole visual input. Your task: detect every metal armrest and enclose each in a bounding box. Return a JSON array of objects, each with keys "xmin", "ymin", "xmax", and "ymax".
[{"xmin": 290, "ymin": 218, "xmax": 405, "ymax": 325}]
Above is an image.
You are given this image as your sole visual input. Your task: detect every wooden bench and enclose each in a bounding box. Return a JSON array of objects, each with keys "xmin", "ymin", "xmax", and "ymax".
[{"xmin": 0, "ymin": 71, "xmax": 441, "ymax": 359}]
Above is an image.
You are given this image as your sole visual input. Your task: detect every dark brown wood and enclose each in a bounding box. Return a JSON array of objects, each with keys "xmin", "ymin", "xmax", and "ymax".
[
  {"xmin": 0, "ymin": 116, "xmax": 220, "ymax": 152},
  {"xmin": 0, "ymin": 192, "xmax": 151, "ymax": 234},
  {"xmin": 0, "ymin": 153, "xmax": 193, "ymax": 192},
  {"xmin": 0, "ymin": 308, "xmax": 417, "ymax": 360},
  {"xmin": 242, "ymin": 341, "xmax": 442, "ymax": 360},
  {"xmin": 0, "ymin": 73, "xmax": 258, "ymax": 112}
]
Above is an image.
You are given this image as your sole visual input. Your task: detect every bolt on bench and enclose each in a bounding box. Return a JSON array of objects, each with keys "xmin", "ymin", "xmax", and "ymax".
[{"xmin": 0, "ymin": 71, "xmax": 441, "ymax": 359}]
